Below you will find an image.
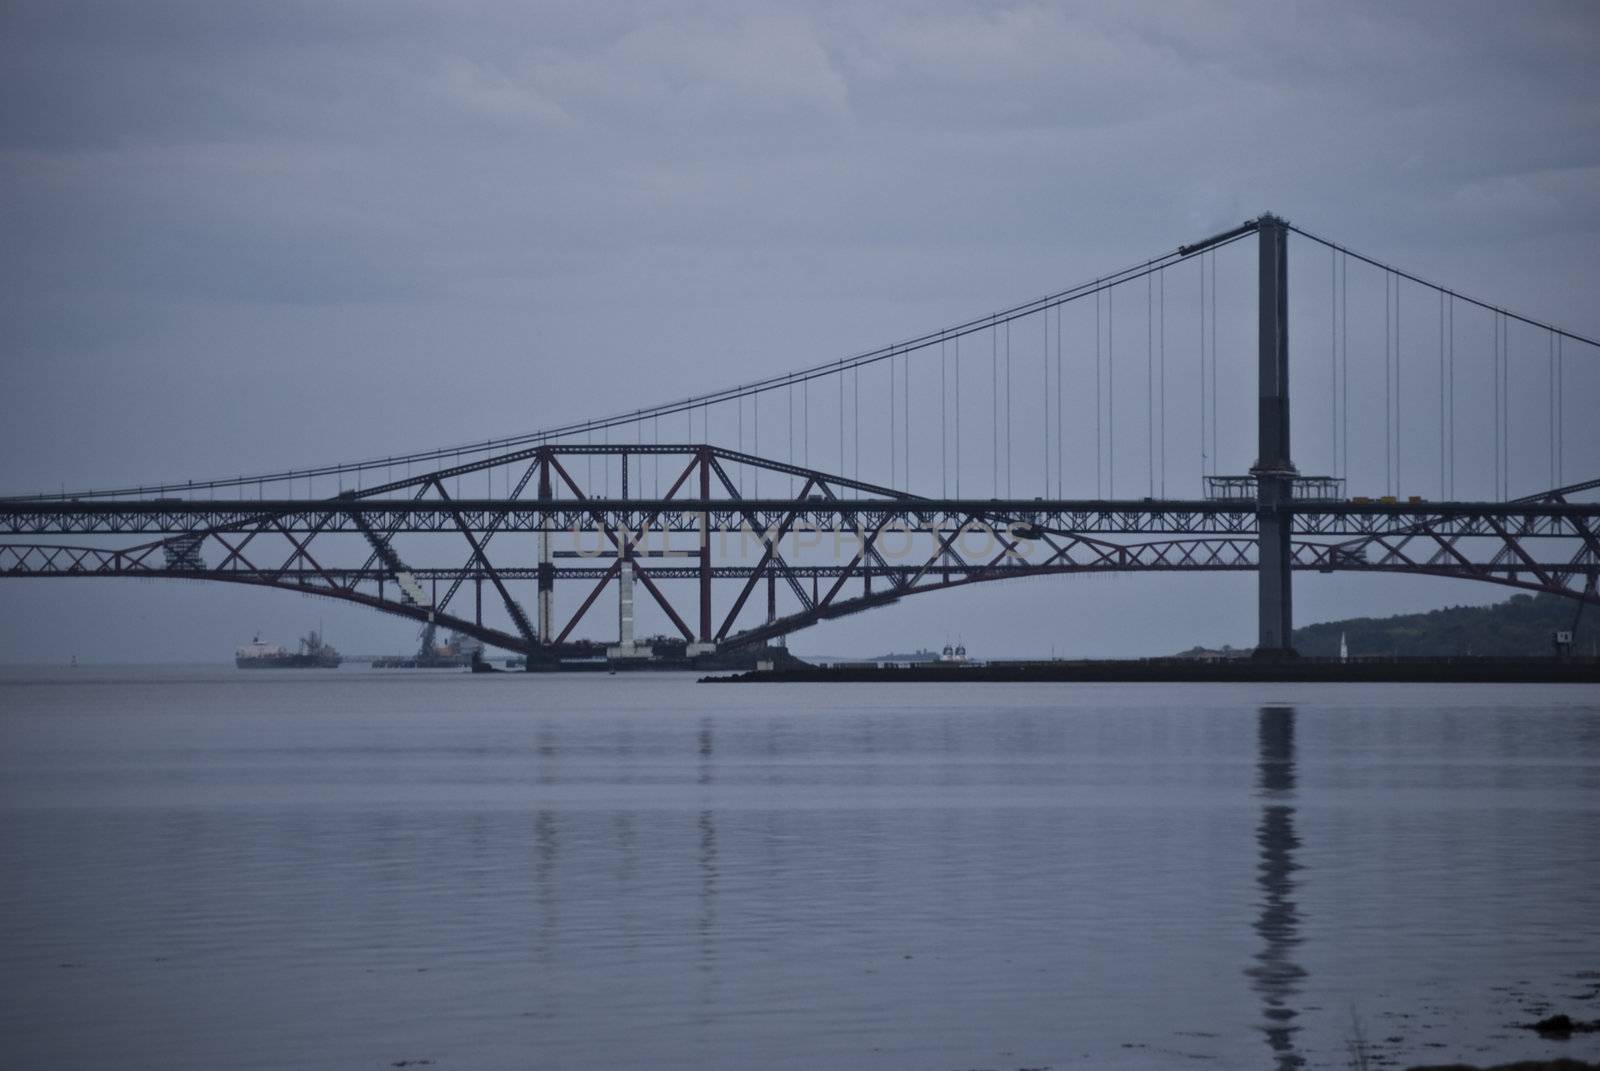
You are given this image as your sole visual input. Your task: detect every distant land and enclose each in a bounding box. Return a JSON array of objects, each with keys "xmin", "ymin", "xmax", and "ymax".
[{"xmin": 1180, "ymin": 593, "xmax": 1597, "ymax": 660}]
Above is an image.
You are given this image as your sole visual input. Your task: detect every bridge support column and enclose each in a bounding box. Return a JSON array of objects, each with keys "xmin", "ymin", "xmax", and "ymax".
[
  {"xmin": 607, "ymin": 555, "xmax": 653, "ymax": 661},
  {"xmin": 1252, "ymin": 214, "xmax": 1297, "ymax": 659},
  {"xmin": 766, "ymin": 570, "xmax": 781, "ymax": 649},
  {"xmin": 618, "ymin": 560, "xmax": 635, "ymax": 646},
  {"xmin": 687, "ymin": 451, "xmax": 718, "ymax": 657},
  {"xmin": 699, "ymin": 452, "xmax": 712, "ymax": 643},
  {"xmin": 537, "ymin": 458, "xmax": 553, "ymax": 647}
]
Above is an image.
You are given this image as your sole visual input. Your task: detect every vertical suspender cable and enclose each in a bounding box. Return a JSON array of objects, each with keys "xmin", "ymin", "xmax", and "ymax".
[
  {"xmin": 992, "ymin": 326, "xmax": 999, "ymax": 496},
  {"xmin": 1492, "ymin": 313, "xmax": 1500, "ymax": 498},
  {"xmin": 1109, "ymin": 282, "xmax": 1115, "ymax": 497},
  {"xmin": 889, "ymin": 352, "xmax": 897, "ymax": 489},
  {"xmin": 1446, "ymin": 297, "xmax": 1453, "ymax": 498},
  {"xmin": 1502, "ymin": 315, "xmax": 1510, "ymax": 498},
  {"xmin": 1342, "ymin": 254, "xmax": 1348, "ymax": 483},
  {"xmin": 1098, "ymin": 289, "xmax": 1105, "ymax": 497},
  {"xmin": 1147, "ymin": 271, "xmax": 1154, "ymax": 498},
  {"xmin": 1385, "ymin": 273, "xmax": 1392, "ymax": 495},
  {"xmin": 1043, "ymin": 311, "xmax": 1050, "ymax": 497},
  {"xmin": 904, "ymin": 351, "xmax": 911, "ymax": 492},
  {"xmin": 1005, "ymin": 319, "xmax": 1013, "ymax": 498},
  {"xmin": 955, "ymin": 334, "xmax": 961, "ymax": 498},
  {"xmin": 1491, "ymin": 313, "xmax": 1504, "ymax": 496},
  {"xmin": 1502, "ymin": 315, "xmax": 1509, "ymax": 498},
  {"xmin": 1209, "ymin": 251, "xmax": 1217, "ymax": 475},
  {"xmin": 1057, "ymin": 302, "xmax": 1065, "ymax": 497},
  {"xmin": 941, "ymin": 338, "xmax": 948, "ymax": 496},
  {"xmin": 1396, "ymin": 276, "xmax": 1402, "ymax": 496},
  {"xmin": 1159, "ymin": 268, "xmax": 1166, "ymax": 497},
  {"xmin": 1198, "ymin": 256, "xmax": 1206, "ymax": 485},
  {"xmin": 1548, "ymin": 331, "xmax": 1556, "ymax": 490},
  {"xmin": 1333, "ymin": 248, "xmax": 1339, "ymax": 479},
  {"xmin": 1556, "ymin": 335, "xmax": 1563, "ymax": 486}
]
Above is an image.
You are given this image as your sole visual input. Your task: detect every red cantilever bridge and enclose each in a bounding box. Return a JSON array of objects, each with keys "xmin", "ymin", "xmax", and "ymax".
[{"xmin": 3, "ymin": 216, "xmax": 1597, "ymax": 661}]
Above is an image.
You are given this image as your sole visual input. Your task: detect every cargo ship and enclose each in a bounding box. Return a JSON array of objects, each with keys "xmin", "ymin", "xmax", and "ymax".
[{"xmin": 235, "ymin": 629, "xmax": 342, "ymax": 669}]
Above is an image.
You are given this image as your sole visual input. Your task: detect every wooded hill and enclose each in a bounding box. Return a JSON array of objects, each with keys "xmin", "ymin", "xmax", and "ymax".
[{"xmin": 1291, "ymin": 593, "xmax": 1596, "ymax": 658}]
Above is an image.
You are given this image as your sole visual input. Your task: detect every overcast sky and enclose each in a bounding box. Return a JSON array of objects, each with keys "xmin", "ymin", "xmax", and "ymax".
[{"xmin": 2, "ymin": 1, "xmax": 1598, "ymax": 663}]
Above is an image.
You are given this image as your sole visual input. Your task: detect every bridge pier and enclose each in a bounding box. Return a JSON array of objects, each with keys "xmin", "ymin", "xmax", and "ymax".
[
  {"xmin": 537, "ymin": 459, "xmax": 553, "ymax": 645},
  {"xmin": 1252, "ymin": 214, "xmax": 1297, "ymax": 659}
]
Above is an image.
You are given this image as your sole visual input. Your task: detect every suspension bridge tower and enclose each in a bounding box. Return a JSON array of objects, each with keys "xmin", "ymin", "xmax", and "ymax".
[{"xmin": 1252, "ymin": 213, "xmax": 1297, "ymax": 659}]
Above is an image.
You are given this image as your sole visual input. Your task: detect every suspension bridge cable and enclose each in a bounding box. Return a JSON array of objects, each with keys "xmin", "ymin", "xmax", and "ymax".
[
  {"xmin": 1108, "ymin": 282, "xmax": 1115, "ymax": 497},
  {"xmin": 1396, "ymin": 274, "xmax": 1402, "ymax": 496},
  {"xmin": 1439, "ymin": 290, "xmax": 1446, "ymax": 499},
  {"xmin": 1043, "ymin": 312, "xmax": 1050, "ymax": 497},
  {"xmin": 941, "ymin": 337, "xmax": 948, "ymax": 497},
  {"xmin": 1333, "ymin": 248, "xmax": 1339, "ymax": 480},
  {"xmin": 1288, "ymin": 223, "xmax": 1600, "ymax": 349},
  {"xmin": 992, "ymin": 325, "xmax": 998, "ymax": 496},
  {"xmin": 1557, "ymin": 335, "xmax": 1564, "ymax": 485},
  {"xmin": 28, "ymin": 230, "xmax": 1261, "ymax": 502}
]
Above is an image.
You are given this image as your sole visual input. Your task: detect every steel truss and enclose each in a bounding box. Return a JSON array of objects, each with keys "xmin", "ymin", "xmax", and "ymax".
[{"xmin": 2, "ymin": 447, "xmax": 1597, "ymax": 655}]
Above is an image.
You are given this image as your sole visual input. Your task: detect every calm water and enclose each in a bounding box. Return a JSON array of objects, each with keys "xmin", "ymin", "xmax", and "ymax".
[{"xmin": 1, "ymin": 668, "xmax": 1597, "ymax": 1070}]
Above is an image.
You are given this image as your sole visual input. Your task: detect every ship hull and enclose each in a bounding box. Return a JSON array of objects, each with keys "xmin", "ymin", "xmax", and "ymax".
[{"xmin": 235, "ymin": 655, "xmax": 341, "ymax": 669}]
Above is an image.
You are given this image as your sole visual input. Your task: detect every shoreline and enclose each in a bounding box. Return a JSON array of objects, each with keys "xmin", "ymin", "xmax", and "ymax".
[{"xmin": 706, "ymin": 656, "xmax": 1600, "ymax": 684}]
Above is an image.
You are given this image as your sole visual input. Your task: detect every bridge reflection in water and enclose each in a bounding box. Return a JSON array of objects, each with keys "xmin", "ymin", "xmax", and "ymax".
[{"xmin": 1249, "ymin": 706, "xmax": 1306, "ymax": 1069}]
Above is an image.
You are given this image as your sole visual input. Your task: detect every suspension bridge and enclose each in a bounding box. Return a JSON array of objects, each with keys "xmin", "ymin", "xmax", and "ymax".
[{"xmin": 3, "ymin": 215, "xmax": 1597, "ymax": 666}]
